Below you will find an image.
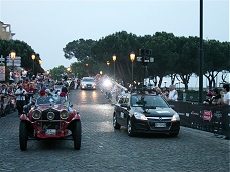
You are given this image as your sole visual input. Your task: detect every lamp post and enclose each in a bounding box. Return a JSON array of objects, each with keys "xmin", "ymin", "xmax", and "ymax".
[
  {"xmin": 112, "ymin": 54, "xmax": 116, "ymax": 80},
  {"xmin": 100, "ymin": 71, "xmax": 103, "ymax": 75},
  {"xmin": 10, "ymin": 51, "xmax": 16, "ymax": 72},
  {"xmin": 31, "ymin": 54, "xmax": 36, "ymax": 75},
  {"xmin": 130, "ymin": 51, "xmax": 135, "ymax": 86},
  {"xmin": 106, "ymin": 61, "xmax": 110, "ymax": 76}
]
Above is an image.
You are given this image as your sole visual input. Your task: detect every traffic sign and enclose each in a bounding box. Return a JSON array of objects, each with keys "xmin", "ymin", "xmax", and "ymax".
[
  {"xmin": 6, "ymin": 56, "xmax": 21, "ymax": 60},
  {"xmin": 6, "ymin": 63, "xmax": 21, "ymax": 67},
  {"xmin": 6, "ymin": 59, "xmax": 21, "ymax": 63},
  {"xmin": 0, "ymin": 55, "xmax": 4, "ymax": 62}
]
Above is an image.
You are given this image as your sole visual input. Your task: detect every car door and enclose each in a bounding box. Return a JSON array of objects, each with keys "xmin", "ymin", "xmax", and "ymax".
[
  {"xmin": 115, "ymin": 95, "xmax": 126, "ymax": 125},
  {"xmin": 119, "ymin": 95, "xmax": 130, "ymax": 126}
]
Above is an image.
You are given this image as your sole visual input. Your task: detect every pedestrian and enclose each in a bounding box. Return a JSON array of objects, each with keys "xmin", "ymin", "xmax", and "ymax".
[
  {"xmin": 166, "ymin": 85, "xmax": 178, "ymax": 101},
  {"xmin": 15, "ymin": 84, "xmax": 27, "ymax": 115},
  {"xmin": 9, "ymin": 69, "xmax": 15, "ymax": 85},
  {"xmin": 203, "ymin": 91, "xmax": 213, "ymax": 104},
  {"xmin": 221, "ymin": 84, "xmax": 230, "ymax": 106},
  {"xmin": 211, "ymin": 88, "xmax": 221, "ymax": 105}
]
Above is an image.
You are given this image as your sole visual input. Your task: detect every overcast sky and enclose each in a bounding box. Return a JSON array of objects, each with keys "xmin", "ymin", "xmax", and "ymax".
[{"xmin": 0, "ymin": 0, "xmax": 229, "ymax": 86}]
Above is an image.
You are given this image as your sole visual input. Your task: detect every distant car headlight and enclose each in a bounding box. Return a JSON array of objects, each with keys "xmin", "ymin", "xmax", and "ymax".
[
  {"xmin": 60, "ymin": 110, "xmax": 69, "ymax": 119},
  {"xmin": 103, "ymin": 79, "xmax": 112, "ymax": 87},
  {"xmin": 47, "ymin": 112, "xmax": 55, "ymax": 120},
  {"xmin": 134, "ymin": 112, "xmax": 148, "ymax": 120},
  {"xmin": 32, "ymin": 110, "xmax": 41, "ymax": 119},
  {"xmin": 171, "ymin": 113, "xmax": 180, "ymax": 122}
]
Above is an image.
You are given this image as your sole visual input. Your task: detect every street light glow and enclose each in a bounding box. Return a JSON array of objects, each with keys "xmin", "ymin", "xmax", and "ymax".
[
  {"xmin": 130, "ymin": 51, "xmax": 135, "ymax": 62},
  {"xmin": 10, "ymin": 51, "xmax": 16, "ymax": 61}
]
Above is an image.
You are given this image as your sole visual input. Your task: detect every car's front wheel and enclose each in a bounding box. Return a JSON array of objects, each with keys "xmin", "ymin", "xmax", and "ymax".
[
  {"xmin": 19, "ymin": 121, "xmax": 28, "ymax": 151},
  {"xmin": 127, "ymin": 117, "xmax": 135, "ymax": 137},
  {"xmin": 113, "ymin": 113, "xmax": 121, "ymax": 129},
  {"xmin": 73, "ymin": 121, "xmax": 82, "ymax": 150}
]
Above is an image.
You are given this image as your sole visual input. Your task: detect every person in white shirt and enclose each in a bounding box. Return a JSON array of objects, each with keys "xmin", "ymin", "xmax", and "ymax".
[
  {"xmin": 221, "ymin": 84, "xmax": 230, "ymax": 106},
  {"xmin": 15, "ymin": 85, "xmax": 27, "ymax": 115},
  {"xmin": 9, "ymin": 69, "xmax": 15, "ymax": 84},
  {"xmin": 166, "ymin": 85, "xmax": 178, "ymax": 101},
  {"xmin": 21, "ymin": 70, "xmax": 27, "ymax": 82}
]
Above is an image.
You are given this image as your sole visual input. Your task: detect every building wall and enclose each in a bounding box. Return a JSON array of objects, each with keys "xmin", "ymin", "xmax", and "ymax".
[{"xmin": 0, "ymin": 21, "xmax": 15, "ymax": 40}]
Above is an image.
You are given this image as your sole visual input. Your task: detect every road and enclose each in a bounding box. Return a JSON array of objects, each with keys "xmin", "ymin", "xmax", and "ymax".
[{"xmin": 0, "ymin": 88, "xmax": 229, "ymax": 172}]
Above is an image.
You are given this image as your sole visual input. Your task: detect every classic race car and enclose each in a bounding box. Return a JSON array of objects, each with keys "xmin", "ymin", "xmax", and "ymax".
[{"xmin": 19, "ymin": 95, "xmax": 81, "ymax": 151}]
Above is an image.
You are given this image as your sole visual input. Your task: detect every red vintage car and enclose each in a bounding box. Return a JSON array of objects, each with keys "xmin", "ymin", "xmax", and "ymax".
[{"xmin": 19, "ymin": 95, "xmax": 81, "ymax": 151}]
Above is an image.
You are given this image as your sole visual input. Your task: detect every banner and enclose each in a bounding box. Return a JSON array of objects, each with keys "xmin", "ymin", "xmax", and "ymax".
[{"xmin": 0, "ymin": 65, "xmax": 5, "ymax": 81}]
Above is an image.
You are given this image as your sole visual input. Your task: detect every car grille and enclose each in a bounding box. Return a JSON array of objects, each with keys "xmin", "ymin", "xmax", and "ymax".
[
  {"xmin": 87, "ymin": 84, "xmax": 92, "ymax": 87},
  {"xmin": 40, "ymin": 109, "xmax": 61, "ymax": 131},
  {"xmin": 147, "ymin": 117, "xmax": 172, "ymax": 130}
]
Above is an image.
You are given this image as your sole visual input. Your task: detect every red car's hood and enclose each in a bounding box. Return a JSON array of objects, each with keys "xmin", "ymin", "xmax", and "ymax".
[{"xmin": 36, "ymin": 104, "xmax": 68, "ymax": 111}]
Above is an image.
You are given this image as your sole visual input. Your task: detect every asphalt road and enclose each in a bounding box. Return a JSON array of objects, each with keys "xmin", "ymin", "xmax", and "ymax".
[{"xmin": 0, "ymin": 88, "xmax": 229, "ymax": 172}]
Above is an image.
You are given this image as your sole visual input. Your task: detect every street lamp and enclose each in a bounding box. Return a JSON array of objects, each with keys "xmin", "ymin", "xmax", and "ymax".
[
  {"xmin": 100, "ymin": 71, "xmax": 103, "ymax": 75},
  {"xmin": 130, "ymin": 51, "xmax": 135, "ymax": 86},
  {"xmin": 67, "ymin": 67, "xmax": 71, "ymax": 72},
  {"xmin": 112, "ymin": 54, "xmax": 116, "ymax": 80},
  {"xmin": 10, "ymin": 51, "xmax": 16, "ymax": 72},
  {"xmin": 31, "ymin": 54, "xmax": 36, "ymax": 75},
  {"xmin": 39, "ymin": 59, "xmax": 42, "ymax": 66},
  {"xmin": 106, "ymin": 61, "xmax": 110, "ymax": 76}
]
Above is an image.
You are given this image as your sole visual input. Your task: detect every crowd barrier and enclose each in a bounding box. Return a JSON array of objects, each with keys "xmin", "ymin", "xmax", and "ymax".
[{"xmin": 169, "ymin": 101, "xmax": 230, "ymax": 138}]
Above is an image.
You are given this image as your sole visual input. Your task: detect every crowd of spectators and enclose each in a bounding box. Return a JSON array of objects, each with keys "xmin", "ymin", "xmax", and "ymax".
[{"xmin": 0, "ymin": 71, "xmax": 70, "ymax": 117}]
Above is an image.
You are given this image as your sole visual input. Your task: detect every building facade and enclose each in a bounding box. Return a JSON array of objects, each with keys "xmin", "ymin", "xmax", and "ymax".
[{"xmin": 0, "ymin": 21, "xmax": 15, "ymax": 40}]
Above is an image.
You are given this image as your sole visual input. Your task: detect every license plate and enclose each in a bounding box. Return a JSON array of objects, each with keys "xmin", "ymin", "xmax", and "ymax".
[
  {"xmin": 155, "ymin": 123, "xmax": 166, "ymax": 127},
  {"xmin": 45, "ymin": 129, "xmax": 56, "ymax": 135}
]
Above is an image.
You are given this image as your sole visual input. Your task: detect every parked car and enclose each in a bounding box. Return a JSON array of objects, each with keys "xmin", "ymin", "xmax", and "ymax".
[
  {"xmin": 19, "ymin": 94, "xmax": 81, "ymax": 151},
  {"xmin": 81, "ymin": 77, "xmax": 96, "ymax": 90},
  {"xmin": 113, "ymin": 89, "xmax": 180, "ymax": 137}
]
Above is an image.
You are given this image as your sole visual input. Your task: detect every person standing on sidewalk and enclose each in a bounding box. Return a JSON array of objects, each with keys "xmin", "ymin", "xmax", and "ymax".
[
  {"xmin": 166, "ymin": 85, "xmax": 178, "ymax": 101},
  {"xmin": 9, "ymin": 69, "xmax": 15, "ymax": 85},
  {"xmin": 221, "ymin": 84, "xmax": 230, "ymax": 106}
]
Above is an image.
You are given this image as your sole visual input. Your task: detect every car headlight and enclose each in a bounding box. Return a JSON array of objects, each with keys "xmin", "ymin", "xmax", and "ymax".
[
  {"xmin": 171, "ymin": 113, "xmax": 180, "ymax": 122},
  {"xmin": 47, "ymin": 112, "xmax": 55, "ymax": 120},
  {"xmin": 134, "ymin": 112, "xmax": 148, "ymax": 120},
  {"xmin": 60, "ymin": 110, "xmax": 69, "ymax": 119},
  {"xmin": 32, "ymin": 110, "xmax": 41, "ymax": 119}
]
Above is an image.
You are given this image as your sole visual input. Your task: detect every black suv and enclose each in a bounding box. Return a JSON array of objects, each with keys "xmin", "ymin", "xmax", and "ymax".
[{"xmin": 113, "ymin": 89, "xmax": 180, "ymax": 137}]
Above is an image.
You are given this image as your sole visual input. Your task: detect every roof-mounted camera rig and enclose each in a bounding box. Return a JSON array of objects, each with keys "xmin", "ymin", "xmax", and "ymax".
[{"xmin": 132, "ymin": 49, "xmax": 155, "ymax": 89}]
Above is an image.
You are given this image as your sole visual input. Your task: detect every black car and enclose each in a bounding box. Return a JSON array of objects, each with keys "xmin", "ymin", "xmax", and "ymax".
[{"xmin": 113, "ymin": 90, "xmax": 180, "ymax": 137}]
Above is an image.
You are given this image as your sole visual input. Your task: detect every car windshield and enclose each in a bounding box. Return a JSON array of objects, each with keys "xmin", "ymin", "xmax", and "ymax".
[
  {"xmin": 131, "ymin": 94, "xmax": 169, "ymax": 108},
  {"xmin": 83, "ymin": 78, "xmax": 94, "ymax": 82},
  {"xmin": 36, "ymin": 94, "xmax": 65, "ymax": 105}
]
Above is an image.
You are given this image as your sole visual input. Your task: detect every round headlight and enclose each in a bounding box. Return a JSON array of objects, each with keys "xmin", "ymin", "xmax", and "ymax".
[
  {"xmin": 60, "ymin": 110, "xmax": 69, "ymax": 119},
  {"xmin": 32, "ymin": 110, "xmax": 41, "ymax": 119},
  {"xmin": 47, "ymin": 112, "xmax": 55, "ymax": 120}
]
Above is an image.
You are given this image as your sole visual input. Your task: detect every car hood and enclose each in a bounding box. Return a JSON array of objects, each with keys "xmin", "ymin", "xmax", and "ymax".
[
  {"xmin": 82, "ymin": 81, "xmax": 95, "ymax": 85},
  {"xmin": 131, "ymin": 107, "xmax": 176, "ymax": 117},
  {"xmin": 36, "ymin": 104, "xmax": 68, "ymax": 111}
]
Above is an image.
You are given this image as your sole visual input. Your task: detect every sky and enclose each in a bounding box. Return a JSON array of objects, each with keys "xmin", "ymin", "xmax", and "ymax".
[{"xmin": 0, "ymin": 0, "xmax": 229, "ymax": 87}]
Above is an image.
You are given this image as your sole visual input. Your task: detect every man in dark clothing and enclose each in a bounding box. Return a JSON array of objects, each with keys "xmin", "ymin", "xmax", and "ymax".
[
  {"xmin": 211, "ymin": 88, "xmax": 221, "ymax": 105},
  {"xmin": 61, "ymin": 85, "xmax": 69, "ymax": 100}
]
